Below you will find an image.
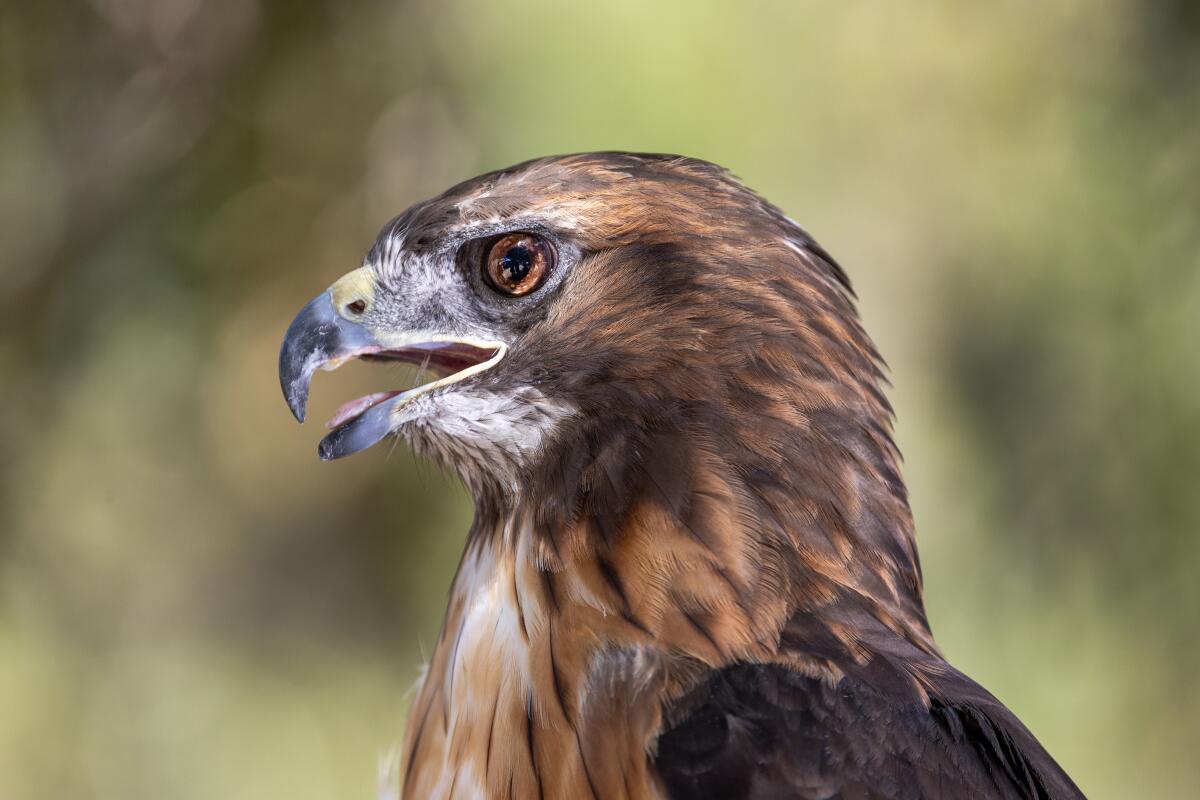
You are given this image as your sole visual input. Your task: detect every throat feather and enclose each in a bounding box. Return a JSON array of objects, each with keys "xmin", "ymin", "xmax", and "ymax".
[{"xmin": 400, "ymin": 513, "xmax": 665, "ymax": 799}]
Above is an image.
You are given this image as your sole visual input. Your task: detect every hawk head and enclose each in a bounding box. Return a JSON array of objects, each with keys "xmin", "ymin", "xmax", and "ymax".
[{"xmin": 280, "ymin": 152, "xmax": 920, "ymax": 632}]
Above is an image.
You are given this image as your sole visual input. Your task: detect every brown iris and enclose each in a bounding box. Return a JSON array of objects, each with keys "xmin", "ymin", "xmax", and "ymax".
[{"xmin": 484, "ymin": 233, "xmax": 553, "ymax": 296}]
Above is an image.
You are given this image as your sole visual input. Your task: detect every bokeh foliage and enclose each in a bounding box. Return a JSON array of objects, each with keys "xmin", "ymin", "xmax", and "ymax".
[{"xmin": 1, "ymin": 1, "xmax": 1196, "ymax": 797}]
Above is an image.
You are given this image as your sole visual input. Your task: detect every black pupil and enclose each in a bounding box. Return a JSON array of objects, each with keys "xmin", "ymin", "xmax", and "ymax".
[{"xmin": 501, "ymin": 245, "xmax": 533, "ymax": 283}]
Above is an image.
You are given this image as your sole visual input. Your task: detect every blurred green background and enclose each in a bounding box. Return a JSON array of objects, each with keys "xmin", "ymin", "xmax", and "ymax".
[{"xmin": 2, "ymin": 1, "xmax": 1198, "ymax": 797}]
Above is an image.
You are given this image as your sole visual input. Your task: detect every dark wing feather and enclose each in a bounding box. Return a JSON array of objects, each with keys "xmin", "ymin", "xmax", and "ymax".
[{"xmin": 654, "ymin": 663, "xmax": 1084, "ymax": 800}]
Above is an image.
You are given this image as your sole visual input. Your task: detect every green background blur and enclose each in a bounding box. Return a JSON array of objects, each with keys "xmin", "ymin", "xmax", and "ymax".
[{"xmin": 2, "ymin": 1, "xmax": 1198, "ymax": 797}]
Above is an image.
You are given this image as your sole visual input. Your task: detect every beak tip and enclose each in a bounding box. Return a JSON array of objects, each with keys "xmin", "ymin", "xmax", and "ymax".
[
  {"xmin": 280, "ymin": 377, "xmax": 309, "ymax": 423},
  {"xmin": 317, "ymin": 436, "xmax": 341, "ymax": 461},
  {"xmin": 287, "ymin": 393, "xmax": 308, "ymax": 424}
]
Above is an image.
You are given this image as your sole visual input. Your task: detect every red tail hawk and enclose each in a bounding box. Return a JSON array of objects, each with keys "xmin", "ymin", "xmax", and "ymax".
[{"xmin": 279, "ymin": 153, "xmax": 1083, "ymax": 799}]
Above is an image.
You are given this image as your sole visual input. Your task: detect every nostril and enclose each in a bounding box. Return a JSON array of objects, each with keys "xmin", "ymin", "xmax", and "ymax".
[{"xmin": 345, "ymin": 299, "xmax": 367, "ymax": 316}]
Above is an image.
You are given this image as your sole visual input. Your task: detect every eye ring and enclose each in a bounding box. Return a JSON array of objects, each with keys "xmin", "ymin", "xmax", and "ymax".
[{"xmin": 483, "ymin": 232, "xmax": 554, "ymax": 297}]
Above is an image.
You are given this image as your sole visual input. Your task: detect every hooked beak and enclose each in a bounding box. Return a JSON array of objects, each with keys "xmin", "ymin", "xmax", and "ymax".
[
  {"xmin": 279, "ymin": 290, "xmax": 376, "ymax": 424},
  {"xmin": 279, "ymin": 274, "xmax": 505, "ymax": 461}
]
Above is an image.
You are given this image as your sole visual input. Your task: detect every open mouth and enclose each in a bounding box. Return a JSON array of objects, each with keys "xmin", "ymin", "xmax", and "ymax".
[
  {"xmin": 279, "ymin": 287, "xmax": 507, "ymax": 460},
  {"xmin": 324, "ymin": 340, "xmax": 505, "ymax": 430}
]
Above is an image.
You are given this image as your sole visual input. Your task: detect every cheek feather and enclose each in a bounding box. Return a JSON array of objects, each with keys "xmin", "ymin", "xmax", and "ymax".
[{"xmin": 399, "ymin": 387, "xmax": 576, "ymax": 495}]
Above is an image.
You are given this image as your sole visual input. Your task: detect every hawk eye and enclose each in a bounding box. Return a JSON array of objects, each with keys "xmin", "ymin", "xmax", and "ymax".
[{"xmin": 484, "ymin": 233, "xmax": 553, "ymax": 297}]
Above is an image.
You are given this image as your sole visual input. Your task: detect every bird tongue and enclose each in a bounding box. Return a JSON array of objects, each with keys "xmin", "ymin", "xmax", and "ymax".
[{"xmin": 326, "ymin": 391, "xmax": 403, "ymax": 430}]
